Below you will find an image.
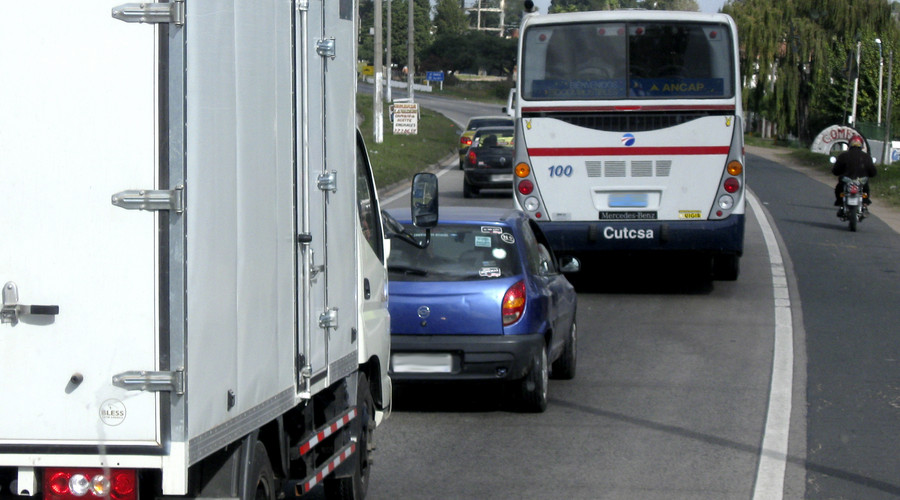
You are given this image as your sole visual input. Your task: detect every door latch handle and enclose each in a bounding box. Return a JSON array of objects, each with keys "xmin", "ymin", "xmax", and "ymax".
[{"xmin": 2, "ymin": 282, "xmax": 59, "ymax": 325}]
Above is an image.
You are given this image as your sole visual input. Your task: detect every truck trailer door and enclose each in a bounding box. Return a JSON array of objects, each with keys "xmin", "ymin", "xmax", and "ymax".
[{"xmin": 0, "ymin": 7, "xmax": 161, "ymax": 446}]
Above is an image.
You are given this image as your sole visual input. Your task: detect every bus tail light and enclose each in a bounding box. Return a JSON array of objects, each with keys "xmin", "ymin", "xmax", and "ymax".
[
  {"xmin": 727, "ymin": 160, "xmax": 743, "ymax": 176},
  {"xmin": 502, "ymin": 281, "xmax": 526, "ymax": 326},
  {"xmin": 44, "ymin": 468, "xmax": 137, "ymax": 500},
  {"xmin": 723, "ymin": 177, "xmax": 740, "ymax": 193},
  {"xmin": 517, "ymin": 180, "xmax": 534, "ymax": 195}
]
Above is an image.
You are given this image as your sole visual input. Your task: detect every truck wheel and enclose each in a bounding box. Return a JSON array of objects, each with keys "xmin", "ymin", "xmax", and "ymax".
[
  {"xmin": 551, "ymin": 321, "xmax": 577, "ymax": 380},
  {"xmin": 518, "ymin": 344, "xmax": 548, "ymax": 413},
  {"xmin": 325, "ymin": 373, "xmax": 374, "ymax": 500},
  {"xmin": 248, "ymin": 441, "xmax": 275, "ymax": 500}
]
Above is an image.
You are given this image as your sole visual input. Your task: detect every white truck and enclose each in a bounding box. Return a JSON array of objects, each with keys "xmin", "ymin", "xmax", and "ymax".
[{"xmin": 0, "ymin": 1, "xmax": 435, "ymax": 499}]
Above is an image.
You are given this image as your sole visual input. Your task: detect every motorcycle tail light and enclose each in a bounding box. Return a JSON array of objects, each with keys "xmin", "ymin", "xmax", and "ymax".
[{"xmin": 849, "ymin": 184, "xmax": 859, "ymax": 194}]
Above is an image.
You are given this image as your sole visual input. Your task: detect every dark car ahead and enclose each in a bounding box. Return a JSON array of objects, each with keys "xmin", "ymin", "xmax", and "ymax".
[
  {"xmin": 462, "ymin": 126, "xmax": 515, "ymax": 198},
  {"xmin": 386, "ymin": 206, "xmax": 579, "ymax": 412}
]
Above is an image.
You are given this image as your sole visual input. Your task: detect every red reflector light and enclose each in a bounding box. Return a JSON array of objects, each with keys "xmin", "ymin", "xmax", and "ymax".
[
  {"xmin": 723, "ymin": 177, "xmax": 740, "ymax": 193},
  {"xmin": 468, "ymin": 151, "xmax": 477, "ymax": 165},
  {"xmin": 517, "ymin": 180, "xmax": 534, "ymax": 195},
  {"xmin": 502, "ymin": 281, "xmax": 526, "ymax": 326}
]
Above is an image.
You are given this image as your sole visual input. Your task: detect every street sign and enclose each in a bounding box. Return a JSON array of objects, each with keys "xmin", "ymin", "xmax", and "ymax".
[
  {"xmin": 426, "ymin": 71, "xmax": 444, "ymax": 82},
  {"xmin": 390, "ymin": 102, "xmax": 419, "ymax": 135}
]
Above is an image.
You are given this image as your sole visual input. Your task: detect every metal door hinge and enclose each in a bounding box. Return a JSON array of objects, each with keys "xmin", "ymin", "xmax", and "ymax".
[
  {"xmin": 316, "ymin": 38, "xmax": 336, "ymax": 59},
  {"xmin": 319, "ymin": 308, "xmax": 338, "ymax": 329},
  {"xmin": 112, "ymin": 185, "xmax": 184, "ymax": 213},
  {"xmin": 317, "ymin": 171, "xmax": 337, "ymax": 193},
  {"xmin": 113, "ymin": 369, "xmax": 185, "ymax": 395},
  {"xmin": 112, "ymin": 0, "xmax": 185, "ymax": 25}
]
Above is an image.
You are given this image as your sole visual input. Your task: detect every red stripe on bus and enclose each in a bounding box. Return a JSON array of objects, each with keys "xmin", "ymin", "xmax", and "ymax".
[
  {"xmin": 521, "ymin": 105, "xmax": 736, "ymax": 113},
  {"xmin": 527, "ymin": 146, "xmax": 730, "ymax": 156}
]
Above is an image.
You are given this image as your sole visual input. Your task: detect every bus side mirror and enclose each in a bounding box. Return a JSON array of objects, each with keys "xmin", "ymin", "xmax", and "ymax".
[{"xmin": 411, "ymin": 172, "xmax": 439, "ymax": 229}]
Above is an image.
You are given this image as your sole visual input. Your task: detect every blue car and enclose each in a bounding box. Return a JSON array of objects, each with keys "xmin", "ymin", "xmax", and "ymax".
[{"xmin": 386, "ymin": 206, "xmax": 579, "ymax": 412}]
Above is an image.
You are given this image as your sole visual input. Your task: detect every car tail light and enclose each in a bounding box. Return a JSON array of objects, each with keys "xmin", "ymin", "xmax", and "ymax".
[
  {"xmin": 467, "ymin": 151, "xmax": 477, "ymax": 165},
  {"xmin": 502, "ymin": 281, "xmax": 526, "ymax": 326},
  {"xmin": 44, "ymin": 468, "xmax": 137, "ymax": 500},
  {"xmin": 460, "ymin": 137, "xmax": 472, "ymax": 147}
]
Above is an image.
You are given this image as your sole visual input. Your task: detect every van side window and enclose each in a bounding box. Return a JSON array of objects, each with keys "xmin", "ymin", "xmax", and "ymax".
[{"xmin": 356, "ymin": 137, "xmax": 384, "ymax": 262}]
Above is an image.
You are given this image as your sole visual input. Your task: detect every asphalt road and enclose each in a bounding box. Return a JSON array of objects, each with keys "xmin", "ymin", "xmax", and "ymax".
[{"xmin": 366, "ymin": 90, "xmax": 900, "ymax": 499}]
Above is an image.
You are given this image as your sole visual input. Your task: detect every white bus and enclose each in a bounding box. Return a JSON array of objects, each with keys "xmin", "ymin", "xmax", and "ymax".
[{"xmin": 512, "ymin": 10, "xmax": 745, "ymax": 280}]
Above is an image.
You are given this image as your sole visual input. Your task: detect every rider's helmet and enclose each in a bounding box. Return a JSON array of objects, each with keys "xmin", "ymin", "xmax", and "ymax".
[{"xmin": 849, "ymin": 135, "xmax": 864, "ymax": 148}]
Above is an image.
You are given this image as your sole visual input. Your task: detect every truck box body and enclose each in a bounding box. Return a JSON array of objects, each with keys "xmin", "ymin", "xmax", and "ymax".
[{"xmin": 1, "ymin": 1, "xmax": 388, "ymax": 497}]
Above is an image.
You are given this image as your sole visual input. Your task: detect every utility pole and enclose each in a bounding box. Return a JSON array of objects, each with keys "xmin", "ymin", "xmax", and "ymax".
[
  {"xmin": 876, "ymin": 38, "xmax": 883, "ymax": 126},
  {"xmin": 374, "ymin": 0, "xmax": 384, "ymax": 142},
  {"xmin": 851, "ymin": 39, "xmax": 861, "ymax": 126},
  {"xmin": 883, "ymin": 50, "xmax": 893, "ymax": 165},
  {"xmin": 386, "ymin": 0, "xmax": 392, "ymax": 103},
  {"xmin": 407, "ymin": 0, "xmax": 415, "ymax": 101}
]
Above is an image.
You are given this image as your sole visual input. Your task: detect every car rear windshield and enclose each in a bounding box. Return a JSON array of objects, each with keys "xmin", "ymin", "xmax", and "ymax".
[
  {"xmin": 469, "ymin": 118, "xmax": 513, "ymax": 130},
  {"xmin": 473, "ymin": 128, "xmax": 515, "ymax": 148},
  {"xmin": 521, "ymin": 21, "xmax": 735, "ymax": 100},
  {"xmin": 388, "ymin": 224, "xmax": 521, "ymax": 282}
]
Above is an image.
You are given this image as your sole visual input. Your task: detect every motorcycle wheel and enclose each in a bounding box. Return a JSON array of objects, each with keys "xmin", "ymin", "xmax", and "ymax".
[{"xmin": 848, "ymin": 204, "xmax": 858, "ymax": 232}]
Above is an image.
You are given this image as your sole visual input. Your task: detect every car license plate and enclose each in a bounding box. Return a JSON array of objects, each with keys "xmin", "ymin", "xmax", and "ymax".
[
  {"xmin": 391, "ymin": 353, "xmax": 453, "ymax": 373},
  {"xmin": 492, "ymin": 174, "xmax": 513, "ymax": 182}
]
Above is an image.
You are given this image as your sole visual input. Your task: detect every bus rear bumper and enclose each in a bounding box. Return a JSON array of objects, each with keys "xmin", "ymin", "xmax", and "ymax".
[{"xmin": 538, "ymin": 214, "xmax": 745, "ymax": 255}]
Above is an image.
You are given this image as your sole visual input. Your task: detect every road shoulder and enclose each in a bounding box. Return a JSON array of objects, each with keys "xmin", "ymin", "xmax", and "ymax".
[{"xmin": 746, "ymin": 144, "xmax": 900, "ymax": 234}]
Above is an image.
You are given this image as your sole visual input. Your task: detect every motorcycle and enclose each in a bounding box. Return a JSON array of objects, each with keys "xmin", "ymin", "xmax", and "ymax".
[{"xmin": 837, "ymin": 176, "xmax": 869, "ymax": 231}]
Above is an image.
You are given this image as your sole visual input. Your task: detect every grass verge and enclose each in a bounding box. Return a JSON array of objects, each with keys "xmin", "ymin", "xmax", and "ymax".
[
  {"xmin": 357, "ymin": 93, "xmax": 460, "ymax": 189},
  {"xmin": 746, "ymin": 135, "xmax": 900, "ymax": 207}
]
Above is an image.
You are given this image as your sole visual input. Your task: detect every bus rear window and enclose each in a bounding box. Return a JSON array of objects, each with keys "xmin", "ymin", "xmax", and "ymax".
[{"xmin": 521, "ymin": 21, "xmax": 734, "ymax": 101}]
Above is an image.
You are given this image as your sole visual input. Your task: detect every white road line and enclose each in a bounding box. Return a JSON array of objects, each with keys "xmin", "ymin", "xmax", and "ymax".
[{"xmin": 748, "ymin": 190, "xmax": 794, "ymax": 500}]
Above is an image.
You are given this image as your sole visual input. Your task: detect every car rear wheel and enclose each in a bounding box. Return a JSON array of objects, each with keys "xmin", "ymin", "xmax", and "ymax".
[
  {"xmin": 517, "ymin": 344, "xmax": 548, "ymax": 412},
  {"xmin": 551, "ymin": 320, "xmax": 577, "ymax": 380}
]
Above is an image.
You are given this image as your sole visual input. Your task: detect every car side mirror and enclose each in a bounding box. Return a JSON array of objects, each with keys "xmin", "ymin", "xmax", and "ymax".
[
  {"xmin": 411, "ymin": 172, "xmax": 438, "ymax": 229},
  {"xmin": 558, "ymin": 256, "xmax": 581, "ymax": 273}
]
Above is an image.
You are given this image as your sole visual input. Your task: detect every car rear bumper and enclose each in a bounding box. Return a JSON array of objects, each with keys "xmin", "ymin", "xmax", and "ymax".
[
  {"xmin": 464, "ymin": 170, "xmax": 514, "ymax": 189},
  {"xmin": 389, "ymin": 333, "xmax": 544, "ymax": 381}
]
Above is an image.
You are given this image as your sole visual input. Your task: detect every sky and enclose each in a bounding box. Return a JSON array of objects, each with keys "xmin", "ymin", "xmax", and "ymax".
[{"xmin": 529, "ymin": 0, "xmax": 728, "ymax": 14}]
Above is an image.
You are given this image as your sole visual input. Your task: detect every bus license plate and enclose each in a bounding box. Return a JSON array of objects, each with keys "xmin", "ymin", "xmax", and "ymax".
[
  {"xmin": 609, "ymin": 193, "xmax": 649, "ymax": 208},
  {"xmin": 391, "ymin": 353, "xmax": 453, "ymax": 373}
]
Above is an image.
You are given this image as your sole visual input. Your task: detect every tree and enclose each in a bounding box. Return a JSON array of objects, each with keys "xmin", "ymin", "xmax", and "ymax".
[
  {"xmin": 434, "ymin": 0, "xmax": 469, "ymax": 36},
  {"xmin": 723, "ymin": 0, "xmax": 900, "ymax": 143},
  {"xmin": 549, "ymin": 0, "xmax": 619, "ymax": 14},
  {"xmin": 389, "ymin": 0, "xmax": 434, "ymax": 69}
]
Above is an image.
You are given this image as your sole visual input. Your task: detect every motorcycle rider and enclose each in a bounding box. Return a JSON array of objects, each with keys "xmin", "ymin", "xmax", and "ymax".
[{"xmin": 832, "ymin": 135, "xmax": 877, "ymax": 215}]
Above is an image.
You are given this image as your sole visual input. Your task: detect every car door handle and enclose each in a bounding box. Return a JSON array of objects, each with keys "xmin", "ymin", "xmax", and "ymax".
[{"xmin": 364, "ymin": 278, "xmax": 371, "ymax": 300}]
